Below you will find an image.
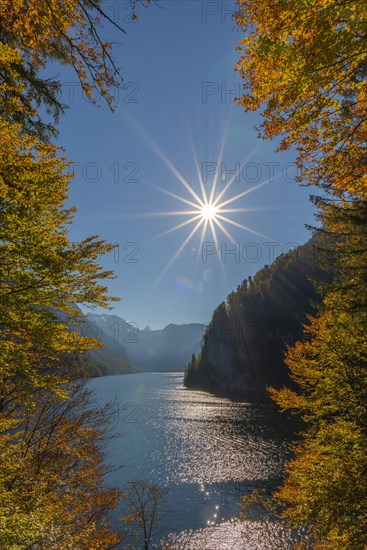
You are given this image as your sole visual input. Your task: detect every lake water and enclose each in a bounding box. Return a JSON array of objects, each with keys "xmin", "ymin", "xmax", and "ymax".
[{"xmin": 88, "ymin": 372, "xmax": 300, "ymax": 549}]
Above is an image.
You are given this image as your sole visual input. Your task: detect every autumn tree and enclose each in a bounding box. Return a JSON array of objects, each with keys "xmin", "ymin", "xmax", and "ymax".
[
  {"xmin": 235, "ymin": 0, "xmax": 367, "ymax": 199},
  {"xmin": 0, "ymin": 0, "xmax": 151, "ymax": 140},
  {"xmin": 121, "ymin": 480, "xmax": 168, "ymax": 550},
  {"xmin": 269, "ymin": 199, "xmax": 367, "ymax": 549},
  {"xmin": 0, "ymin": 112, "xmax": 127, "ymax": 547},
  {"xmin": 0, "ymin": 116, "xmax": 119, "ymax": 398},
  {"xmin": 0, "ymin": 378, "xmax": 124, "ymax": 549},
  {"xmin": 0, "ymin": 0, "xmax": 153, "ymax": 544},
  {"xmin": 235, "ymin": 1, "xmax": 367, "ymax": 547}
]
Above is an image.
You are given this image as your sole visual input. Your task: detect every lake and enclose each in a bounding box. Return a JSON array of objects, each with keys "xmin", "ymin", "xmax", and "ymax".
[{"xmin": 88, "ymin": 372, "xmax": 300, "ymax": 549}]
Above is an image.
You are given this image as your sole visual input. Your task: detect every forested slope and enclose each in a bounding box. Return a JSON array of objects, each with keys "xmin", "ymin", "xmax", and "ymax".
[{"xmin": 184, "ymin": 239, "xmax": 325, "ymax": 400}]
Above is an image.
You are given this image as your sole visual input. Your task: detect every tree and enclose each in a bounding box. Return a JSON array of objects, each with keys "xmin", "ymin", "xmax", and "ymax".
[
  {"xmin": 269, "ymin": 199, "xmax": 367, "ymax": 548},
  {"xmin": 0, "ymin": 116, "xmax": 118, "ymax": 399},
  {"xmin": 0, "ymin": 112, "xmax": 125, "ymax": 546},
  {"xmin": 121, "ymin": 480, "xmax": 168, "ymax": 550},
  {"xmin": 235, "ymin": 0, "xmax": 367, "ymax": 199},
  {"xmin": 235, "ymin": 2, "xmax": 367, "ymax": 547},
  {"xmin": 0, "ymin": 378, "xmax": 125, "ymax": 548},
  {"xmin": 0, "ymin": 0, "xmax": 153, "ymax": 545},
  {"xmin": 0, "ymin": 122, "xmax": 124, "ymax": 538},
  {"xmin": 184, "ymin": 241, "xmax": 323, "ymax": 395},
  {"xmin": 0, "ymin": 0, "xmax": 151, "ymax": 141}
]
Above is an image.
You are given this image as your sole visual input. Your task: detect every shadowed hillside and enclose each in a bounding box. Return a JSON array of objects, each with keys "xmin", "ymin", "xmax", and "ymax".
[{"xmin": 184, "ymin": 239, "xmax": 326, "ymax": 400}]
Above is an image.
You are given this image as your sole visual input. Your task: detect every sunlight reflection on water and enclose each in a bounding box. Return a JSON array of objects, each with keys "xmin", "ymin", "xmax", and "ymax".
[
  {"xmin": 161, "ymin": 519, "xmax": 301, "ymax": 550},
  {"xmin": 89, "ymin": 372, "xmax": 300, "ymax": 549}
]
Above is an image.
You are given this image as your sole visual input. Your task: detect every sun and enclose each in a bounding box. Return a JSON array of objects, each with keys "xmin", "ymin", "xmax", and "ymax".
[
  {"xmin": 123, "ymin": 114, "xmax": 277, "ymax": 282},
  {"xmin": 201, "ymin": 203, "xmax": 218, "ymax": 221},
  {"xmin": 142, "ymin": 167, "xmax": 274, "ymax": 283}
]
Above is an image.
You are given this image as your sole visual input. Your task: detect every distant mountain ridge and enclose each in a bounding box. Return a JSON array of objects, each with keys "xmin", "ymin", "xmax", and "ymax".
[
  {"xmin": 87, "ymin": 314, "xmax": 204, "ymax": 372},
  {"xmin": 57, "ymin": 306, "xmax": 138, "ymax": 377}
]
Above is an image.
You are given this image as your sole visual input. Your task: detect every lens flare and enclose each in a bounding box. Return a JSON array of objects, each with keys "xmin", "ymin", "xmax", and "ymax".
[
  {"xmin": 119, "ymin": 111, "xmax": 279, "ymax": 283},
  {"xmin": 201, "ymin": 203, "xmax": 218, "ymax": 221}
]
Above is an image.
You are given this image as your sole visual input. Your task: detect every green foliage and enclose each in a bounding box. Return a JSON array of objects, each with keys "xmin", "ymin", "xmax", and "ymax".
[
  {"xmin": 235, "ymin": 1, "xmax": 367, "ymax": 547},
  {"xmin": 0, "ymin": 0, "xmax": 148, "ymax": 544},
  {"xmin": 0, "ymin": 118, "xmax": 118, "ymax": 396}
]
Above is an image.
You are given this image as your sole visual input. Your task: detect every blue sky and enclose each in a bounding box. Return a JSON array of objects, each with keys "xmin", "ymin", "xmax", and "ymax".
[{"xmin": 56, "ymin": 0, "xmax": 316, "ymax": 329}]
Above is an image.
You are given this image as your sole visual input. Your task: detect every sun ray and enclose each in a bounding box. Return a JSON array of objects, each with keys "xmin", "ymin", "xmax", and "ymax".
[
  {"xmin": 212, "ymin": 144, "xmax": 263, "ymax": 207},
  {"xmin": 121, "ymin": 110, "xmax": 205, "ymax": 207},
  {"xmin": 209, "ymin": 112, "xmax": 232, "ymax": 205},
  {"xmin": 145, "ymin": 214, "xmax": 203, "ymax": 243},
  {"xmin": 218, "ymin": 206, "xmax": 278, "ymax": 214},
  {"xmin": 212, "ymin": 165, "xmax": 241, "ymax": 207},
  {"xmin": 140, "ymin": 170, "xmax": 275, "ymax": 278},
  {"xmin": 215, "ymin": 213, "xmax": 272, "ymax": 240},
  {"xmin": 188, "ymin": 131, "xmax": 209, "ymax": 206},
  {"xmin": 122, "ymin": 111, "xmax": 276, "ymax": 281},
  {"xmin": 148, "ymin": 142, "xmax": 204, "ymax": 207},
  {"xmin": 143, "ymin": 179, "xmax": 202, "ymax": 210},
  {"xmin": 213, "ymin": 217, "xmax": 237, "ymax": 245},
  {"xmin": 208, "ymin": 218, "xmax": 226, "ymax": 276},
  {"xmin": 194, "ymin": 218, "xmax": 209, "ymax": 270},
  {"xmin": 128, "ymin": 210, "xmax": 201, "ymax": 218},
  {"xmin": 155, "ymin": 218, "xmax": 205, "ymax": 284},
  {"xmin": 215, "ymin": 178, "xmax": 277, "ymax": 209}
]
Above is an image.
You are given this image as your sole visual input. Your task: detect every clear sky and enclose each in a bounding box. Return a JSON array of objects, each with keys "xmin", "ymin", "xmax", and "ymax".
[{"xmin": 56, "ymin": 0, "xmax": 316, "ymax": 330}]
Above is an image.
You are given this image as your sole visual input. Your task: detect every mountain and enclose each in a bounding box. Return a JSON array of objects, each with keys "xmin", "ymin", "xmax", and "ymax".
[
  {"xmin": 85, "ymin": 347, "xmax": 138, "ymax": 377},
  {"xmin": 56, "ymin": 306, "xmax": 139, "ymax": 377},
  {"xmin": 64, "ymin": 348, "xmax": 138, "ymax": 378},
  {"xmin": 87, "ymin": 314, "xmax": 204, "ymax": 372},
  {"xmin": 184, "ymin": 239, "xmax": 327, "ymax": 401},
  {"xmin": 79, "ymin": 314, "xmax": 138, "ymax": 376}
]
